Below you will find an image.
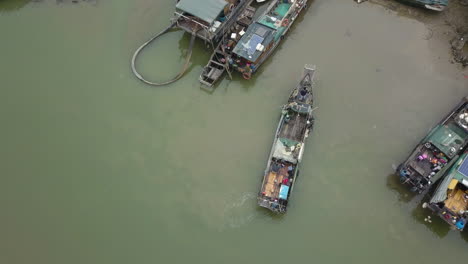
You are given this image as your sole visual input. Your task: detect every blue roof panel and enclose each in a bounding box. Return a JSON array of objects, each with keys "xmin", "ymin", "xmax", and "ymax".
[
  {"xmin": 247, "ymin": 34, "xmax": 264, "ymax": 56},
  {"xmin": 458, "ymin": 156, "xmax": 468, "ymax": 177}
]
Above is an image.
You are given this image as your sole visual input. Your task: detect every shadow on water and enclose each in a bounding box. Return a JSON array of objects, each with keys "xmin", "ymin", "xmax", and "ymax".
[
  {"xmin": 386, "ymin": 173, "xmax": 418, "ymax": 203},
  {"xmin": 255, "ymin": 206, "xmax": 286, "ymax": 221},
  {"xmin": 177, "ymin": 30, "xmax": 203, "ymax": 64},
  {"xmin": 461, "ymin": 229, "xmax": 468, "ymax": 243},
  {"xmin": 0, "ymin": 0, "xmax": 31, "ymax": 12},
  {"xmin": 386, "ymin": 171, "xmax": 456, "ymax": 238},
  {"xmin": 411, "ymin": 197, "xmax": 451, "ymax": 238}
]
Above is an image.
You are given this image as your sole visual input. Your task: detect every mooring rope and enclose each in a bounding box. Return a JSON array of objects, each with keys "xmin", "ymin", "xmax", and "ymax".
[{"xmin": 131, "ymin": 22, "xmax": 198, "ymax": 86}]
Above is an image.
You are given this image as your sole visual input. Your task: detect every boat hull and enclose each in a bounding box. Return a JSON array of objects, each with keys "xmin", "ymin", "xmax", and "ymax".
[{"xmin": 396, "ymin": 0, "xmax": 448, "ymax": 12}]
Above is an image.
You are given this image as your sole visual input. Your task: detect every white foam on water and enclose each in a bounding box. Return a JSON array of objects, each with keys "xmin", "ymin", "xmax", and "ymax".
[{"xmin": 219, "ymin": 192, "xmax": 258, "ymax": 230}]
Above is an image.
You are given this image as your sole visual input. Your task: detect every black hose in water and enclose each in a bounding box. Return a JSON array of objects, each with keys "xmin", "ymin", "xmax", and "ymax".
[{"xmin": 131, "ymin": 23, "xmax": 197, "ymax": 86}]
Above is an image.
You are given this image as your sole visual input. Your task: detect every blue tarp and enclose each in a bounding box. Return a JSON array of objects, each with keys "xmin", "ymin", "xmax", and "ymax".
[{"xmin": 279, "ymin": 185, "xmax": 289, "ymax": 200}]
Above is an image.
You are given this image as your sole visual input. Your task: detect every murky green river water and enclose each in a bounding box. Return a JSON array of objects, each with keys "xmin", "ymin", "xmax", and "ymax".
[{"xmin": 1, "ymin": 0, "xmax": 468, "ymax": 263}]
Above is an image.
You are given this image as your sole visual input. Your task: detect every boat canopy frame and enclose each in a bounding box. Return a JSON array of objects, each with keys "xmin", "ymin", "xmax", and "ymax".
[{"xmin": 175, "ymin": 0, "xmax": 228, "ymax": 24}]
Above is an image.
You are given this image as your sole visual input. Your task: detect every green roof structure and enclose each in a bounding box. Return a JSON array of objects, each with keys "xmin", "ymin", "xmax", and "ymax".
[
  {"xmin": 427, "ymin": 123, "xmax": 468, "ymax": 158},
  {"xmin": 176, "ymin": 0, "xmax": 227, "ymax": 24}
]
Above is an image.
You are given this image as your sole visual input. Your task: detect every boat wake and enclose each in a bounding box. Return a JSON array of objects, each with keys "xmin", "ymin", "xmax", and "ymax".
[{"xmin": 220, "ymin": 192, "xmax": 257, "ymax": 230}]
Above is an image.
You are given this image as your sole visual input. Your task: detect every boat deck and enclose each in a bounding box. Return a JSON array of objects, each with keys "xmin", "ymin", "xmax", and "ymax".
[
  {"xmin": 258, "ymin": 3, "xmax": 292, "ymax": 29},
  {"xmin": 408, "ymin": 154, "xmax": 435, "ymax": 177},
  {"xmin": 446, "ymin": 187, "xmax": 468, "ymax": 214},
  {"xmin": 279, "ymin": 111, "xmax": 308, "ymax": 142},
  {"xmin": 406, "ymin": 144, "xmax": 447, "ymax": 179},
  {"xmin": 262, "ymin": 162, "xmax": 293, "ymax": 199},
  {"xmin": 263, "ymin": 172, "xmax": 284, "ymax": 198}
]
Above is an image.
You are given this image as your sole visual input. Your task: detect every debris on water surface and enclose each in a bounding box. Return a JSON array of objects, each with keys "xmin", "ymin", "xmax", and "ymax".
[{"xmin": 451, "ymin": 33, "xmax": 468, "ymax": 67}]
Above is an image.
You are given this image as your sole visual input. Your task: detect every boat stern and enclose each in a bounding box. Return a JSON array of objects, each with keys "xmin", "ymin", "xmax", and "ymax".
[
  {"xmin": 257, "ymin": 196, "xmax": 287, "ymax": 213},
  {"xmin": 397, "ymin": 164, "xmax": 432, "ymax": 193},
  {"xmin": 396, "ymin": 0, "xmax": 448, "ymax": 12}
]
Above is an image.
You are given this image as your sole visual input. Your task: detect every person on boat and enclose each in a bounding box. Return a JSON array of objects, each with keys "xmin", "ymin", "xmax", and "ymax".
[
  {"xmin": 400, "ymin": 169, "xmax": 410, "ymax": 177},
  {"xmin": 418, "ymin": 153, "xmax": 428, "ymax": 161},
  {"xmin": 226, "ymin": 39, "xmax": 236, "ymax": 51},
  {"xmin": 297, "ymin": 88, "xmax": 308, "ymax": 101}
]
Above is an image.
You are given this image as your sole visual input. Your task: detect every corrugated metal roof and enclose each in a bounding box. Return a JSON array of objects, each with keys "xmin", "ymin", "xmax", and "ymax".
[{"xmin": 176, "ymin": 0, "xmax": 227, "ymax": 24}]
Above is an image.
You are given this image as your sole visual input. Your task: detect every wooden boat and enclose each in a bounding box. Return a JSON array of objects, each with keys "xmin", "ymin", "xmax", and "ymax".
[
  {"xmin": 199, "ymin": 0, "xmax": 309, "ymax": 87},
  {"xmin": 397, "ymin": 0, "xmax": 448, "ymax": 12},
  {"xmin": 397, "ymin": 97, "xmax": 468, "ymax": 193},
  {"xmin": 257, "ymin": 65, "xmax": 316, "ymax": 213},
  {"xmin": 426, "ymin": 152, "xmax": 468, "ymax": 231}
]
